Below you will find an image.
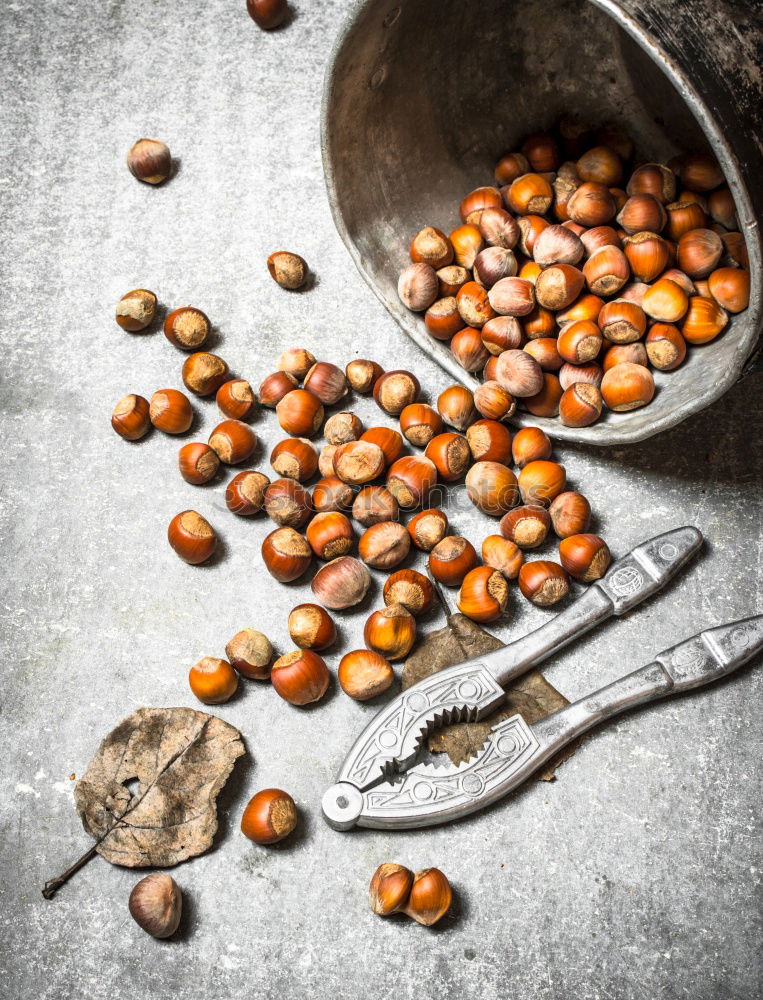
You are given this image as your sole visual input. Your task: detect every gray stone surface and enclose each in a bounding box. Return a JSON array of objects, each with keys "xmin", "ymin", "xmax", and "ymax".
[{"xmin": 0, "ymin": 2, "xmax": 760, "ymax": 999}]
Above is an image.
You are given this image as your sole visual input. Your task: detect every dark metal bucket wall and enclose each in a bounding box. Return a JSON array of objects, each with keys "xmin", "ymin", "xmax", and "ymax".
[{"xmin": 321, "ymin": 0, "xmax": 762, "ymax": 445}]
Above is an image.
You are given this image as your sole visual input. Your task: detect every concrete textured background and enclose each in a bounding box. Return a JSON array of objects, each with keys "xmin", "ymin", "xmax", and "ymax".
[{"xmin": 0, "ymin": 2, "xmax": 761, "ymax": 999}]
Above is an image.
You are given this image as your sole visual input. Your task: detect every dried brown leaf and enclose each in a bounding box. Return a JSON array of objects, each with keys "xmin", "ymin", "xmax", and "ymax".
[
  {"xmin": 74, "ymin": 706, "xmax": 245, "ymax": 867},
  {"xmin": 402, "ymin": 613, "xmax": 577, "ymax": 780}
]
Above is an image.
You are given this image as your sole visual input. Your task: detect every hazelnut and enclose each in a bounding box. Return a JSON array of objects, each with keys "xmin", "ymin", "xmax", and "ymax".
[
  {"xmin": 676, "ymin": 228, "xmax": 724, "ymax": 279},
  {"xmin": 558, "ymin": 362, "xmax": 604, "ymax": 389},
  {"xmin": 482, "ymin": 535, "xmax": 524, "ymax": 579},
  {"xmin": 386, "ymin": 455, "xmax": 438, "ymax": 509},
  {"xmin": 436, "ymin": 264, "xmax": 471, "ymax": 296},
  {"xmin": 511, "ymin": 427, "xmax": 552, "ymax": 468},
  {"xmin": 474, "ymin": 381, "xmax": 516, "ymax": 421},
  {"xmin": 188, "ymin": 656, "xmax": 238, "ymax": 704},
  {"xmin": 399, "ymin": 404, "xmax": 444, "ymax": 447},
  {"xmin": 429, "ymin": 536, "xmax": 478, "ymax": 587},
  {"xmin": 116, "ymin": 289, "xmax": 157, "ymax": 331},
  {"xmin": 524, "ymin": 374, "xmax": 564, "ymax": 418},
  {"xmin": 358, "ymin": 521, "xmax": 410, "ymax": 570},
  {"xmin": 403, "ymin": 868, "xmax": 453, "ymax": 926},
  {"xmin": 665, "ymin": 199, "xmax": 708, "ymax": 241},
  {"xmin": 225, "ymin": 628, "xmax": 273, "ymax": 679},
  {"xmin": 643, "ymin": 276, "xmax": 691, "ymax": 324},
  {"xmin": 181, "ymin": 352, "xmax": 229, "ymax": 396},
  {"xmin": 579, "ymin": 225, "xmax": 623, "ymax": 258},
  {"xmin": 352, "ymin": 485, "xmax": 400, "ymax": 527},
  {"xmin": 473, "ymin": 246, "xmax": 518, "ymax": 287},
  {"xmin": 457, "ymin": 566, "xmax": 509, "ymax": 623},
  {"xmin": 517, "ymin": 215, "xmax": 549, "ymax": 257},
  {"xmin": 506, "ymin": 172, "xmax": 553, "ymax": 214},
  {"xmin": 566, "ymin": 182, "xmax": 616, "ymax": 226},
  {"xmin": 535, "ymin": 263, "xmax": 585, "ymax": 311},
  {"xmin": 524, "ymin": 338, "xmax": 563, "ymax": 372},
  {"xmin": 600, "ymin": 362, "xmax": 655, "ymax": 411},
  {"xmin": 261, "ymin": 526, "xmax": 312, "ymax": 582},
  {"xmin": 128, "ymin": 874, "xmax": 181, "ymax": 938},
  {"xmin": 271, "ymin": 650, "xmax": 329, "ymax": 705},
  {"xmin": 303, "ymin": 361, "xmax": 349, "ymax": 405},
  {"xmin": 311, "ymin": 556, "xmax": 371, "ymax": 609},
  {"xmin": 645, "ymin": 323, "xmax": 687, "ymax": 371},
  {"xmin": 217, "ymin": 379, "xmax": 258, "ymax": 421},
  {"xmin": 576, "ymin": 146, "xmax": 623, "ymax": 186},
  {"xmin": 270, "ymin": 437, "xmax": 318, "ymax": 481},
  {"xmin": 373, "ymin": 370, "xmax": 420, "ymax": 415},
  {"xmin": 557, "ymin": 321, "xmax": 603, "ymax": 365},
  {"xmin": 517, "ymin": 460, "xmax": 566, "ymax": 507},
  {"xmin": 369, "ymin": 864, "xmax": 414, "ymax": 916},
  {"xmin": 241, "ymin": 790, "xmax": 298, "ymax": 849},
  {"xmin": 449, "ymin": 224, "xmax": 485, "ymax": 269},
  {"xmin": 707, "ymin": 187, "xmax": 737, "ymax": 230},
  {"xmin": 616, "ymin": 193, "xmax": 666, "ymax": 235},
  {"xmin": 549, "ymin": 492, "xmax": 591, "ymax": 538},
  {"xmin": 246, "ymin": 0, "xmax": 287, "ymax": 28},
  {"xmin": 424, "ymin": 432, "xmax": 472, "ymax": 482},
  {"xmin": 324, "ymin": 411, "xmax": 363, "ymax": 445},
  {"xmin": 437, "ymin": 386, "xmax": 477, "ymax": 431},
  {"xmin": 559, "ymin": 533, "xmax": 611, "ymax": 582},
  {"xmin": 500, "ymin": 504, "xmax": 551, "ymax": 548},
  {"xmin": 311, "ymin": 475, "xmax": 354, "ymax": 513},
  {"xmin": 383, "ymin": 569, "xmax": 434, "ymax": 616},
  {"xmin": 149, "ymin": 388, "xmax": 193, "ymax": 434},
  {"xmin": 126, "ymin": 138, "xmax": 171, "ymax": 184},
  {"xmin": 410, "ymin": 226, "xmax": 454, "ymax": 268},
  {"xmin": 558, "ymin": 293, "xmax": 604, "ymax": 326},
  {"xmin": 277, "ymin": 347, "xmax": 316, "ymax": 380},
  {"xmin": 333, "ymin": 441, "xmax": 386, "ymax": 485},
  {"xmin": 178, "ymin": 442, "xmax": 220, "ymax": 484},
  {"xmin": 168, "ymin": 510, "xmax": 217, "ymax": 564},
  {"xmin": 408, "ymin": 508, "xmax": 448, "ymax": 552},
  {"xmin": 364, "ymin": 604, "xmax": 416, "ymax": 661},
  {"xmin": 276, "ymin": 388, "xmax": 324, "ymax": 437},
  {"xmin": 481, "ymin": 315, "xmax": 523, "ymax": 355},
  {"xmin": 597, "ymin": 300, "xmax": 647, "ymax": 344},
  {"xmin": 288, "ymin": 603, "xmax": 336, "ymax": 650},
  {"xmin": 681, "ymin": 296, "xmax": 728, "ymax": 344},
  {"xmin": 267, "ymin": 251, "xmax": 308, "ymax": 289},
  {"xmin": 522, "ymin": 132, "xmax": 559, "ymax": 172},
  {"xmin": 518, "ymin": 560, "xmax": 570, "ymax": 606},
  {"xmin": 398, "ymin": 262, "xmax": 438, "ymax": 312},
  {"xmin": 209, "ymin": 420, "xmax": 257, "ymax": 465},
  {"xmin": 495, "ymin": 349, "xmax": 544, "ymax": 398},
  {"xmin": 622, "ymin": 231, "xmax": 671, "ymax": 283},
  {"xmin": 319, "ymin": 444, "xmax": 339, "ymax": 478},
  {"xmin": 533, "ymin": 224, "xmax": 584, "ymax": 267},
  {"xmin": 259, "ymin": 371, "xmax": 298, "ymax": 408},
  {"xmin": 306, "ymin": 511, "xmax": 355, "ymax": 560},
  {"xmin": 346, "ymin": 359, "xmax": 384, "ymax": 394},
  {"xmin": 465, "ymin": 461, "xmax": 519, "ymax": 516},
  {"xmin": 479, "ymin": 207, "xmax": 520, "ymax": 249},
  {"xmin": 263, "ymin": 478, "xmax": 313, "ymax": 528},
  {"xmin": 338, "ymin": 649, "xmax": 395, "ymax": 701},
  {"xmin": 360, "ymin": 427, "xmax": 405, "ymax": 466},
  {"xmin": 676, "ymin": 151, "xmax": 724, "ymax": 192},
  {"xmin": 112, "ymin": 394, "xmax": 151, "ymax": 440},
  {"xmin": 559, "ymin": 383, "xmax": 603, "ymax": 427},
  {"xmin": 460, "ymin": 185, "xmax": 504, "ymax": 224},
  {"xmin": 163, "ymin": 307, "xmax": 210, "ymax": 351},
  {"xmin": 487, "ymin": 276, "xmax": 535, "ymax": 316},
  {"xmin": 494, "ymin": 151, "xmax": 530, "ymax": 185},
  {"xmin": 707, "ymin": 267, "xmax": 749, "ymax": 314},
  {"xmin": 450, "ymin": 327, "xmax": 491, "ymax": 372}
]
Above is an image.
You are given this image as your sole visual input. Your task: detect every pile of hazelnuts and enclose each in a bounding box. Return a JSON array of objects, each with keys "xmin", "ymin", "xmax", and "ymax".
[{"xmin": 397, "ymin": 122, "xmax": 750, "ymax": 426}]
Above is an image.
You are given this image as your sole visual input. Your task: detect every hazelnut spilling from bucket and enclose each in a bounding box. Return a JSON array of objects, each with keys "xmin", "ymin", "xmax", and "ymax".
[{"xmin": 398, "ymin": 123, "xmax": 750, "ymax": 426}]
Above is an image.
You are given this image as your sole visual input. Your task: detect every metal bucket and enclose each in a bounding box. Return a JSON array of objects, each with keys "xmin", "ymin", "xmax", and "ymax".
[{"xmin": 321, "ymin": 0, "xmax": 761, "ymax": 445}]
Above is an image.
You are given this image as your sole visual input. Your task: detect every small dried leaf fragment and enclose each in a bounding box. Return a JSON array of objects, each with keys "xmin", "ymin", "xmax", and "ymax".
[{"xmin": 74, "ymin": 706, "xmax": 245, "ymax": 867}]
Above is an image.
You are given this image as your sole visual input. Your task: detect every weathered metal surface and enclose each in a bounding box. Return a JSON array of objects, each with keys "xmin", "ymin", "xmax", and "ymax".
[{"xmin": 322, "ymin": 0, "xmax": 762, "ymax": 444}]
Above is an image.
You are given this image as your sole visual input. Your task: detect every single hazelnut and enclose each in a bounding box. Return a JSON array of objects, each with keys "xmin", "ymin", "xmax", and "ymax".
[
  {"xmin": 518, "ymin": 561, "xmax": 571, "ymax": 606},
  {"xmin": 559, "ymin": 533, "xmax": 611, "ymax": 582},
  {"xmin": 558, "ymin": 362, "xmax": 604, "ymax": 390},
  {"xmin": 112, "ymin": 394, "xmax": 151, "ymax": 441},
  {"xmin": 116, "ymin": 289, "xmax": 157, "ymax": 331},
  {"xmin": 473, "ymin": 381, "xmax": 516, "ymax": 422},
  {"xmin": 487, "ymin": 276, "xmax": 535, "ymax": 317},
  {"xmin": 128, "ymin": 874, "xmax": 181, "ymax": 938},
  {"xmin": 386, "ymin": 455, "xmax": 438, "ymax": 509},
  {"xmin": 261, "ymin": 526, "xmax": 312, "ymax": 582},
  {"xmin": 178, "ymin": 442, "xmax": 220, "ymax": 484},
  {"xmin": 549, "ymin": 492, "xmax": 591, "ymax": 538},
  {"xmin": 163, "ymin": 307, "xmax": 210, "ymax": 351},
  {"xmin": 149, "ymin": 389, "xmax": 193, "ymax": 434},
  {"xmin": 346, "ymin": 359, "xmax": 384, "ymax": 394},
  {"xmin": 500, "ymin": 504, "xmax": 551, "ymax": 548},
  {"xmin": 460, "ymin": 185, "xmax": 504, "ymax": 224},
  {"xmin": 262, "ymin": 477, "xmax": 313, "ymax": 528},
  {"xmin": 466, "ymin": 419, "xmax": 512, "ymax": 464},
  {"xmin": 451, "ymin": 327, "xmax": 491, "ymax": 372},
  {"xmin": 449, "ymin": 224, "xmax": 485, "ymax": 269},
  {"xmin": 259, "ymin": 371, "xmax": 298, "ymax": 408},
  {"xmin": 364, "ymin": 604, "xmax": 416, "ymax": 661},
  {"xmin": 168, "ymin": 510, "xmax": 217, "ymax": 564},
  {"xmin": 407, "ymin": 509, "xmax": 448, "ymax": 552},
  {"xmin": 360, "ymin": 427, "xmax": 405, "ymax": 466},
  {"xmin": 241, "ymin": 790, "xmax": 298, "ymax": 848},
  {"xmin": 524, "ymin": 374, "xmax": 564, "ymax": 419},
  {"xmin": 383, "ymin": 569, "xmax": 434, "ymax": 616},
  {"xmin": 276, "ymin": 388, "xmax": 324, "ymax": 437},
  {"xmin": 188, "ymin": 656, "xmax": 238, "ymax": 704},
  {"xmin": 533, "ymin": 224, "xmax": 584, "ymax": 267},
  {"xmin": 270, "ymin": 437, "xmax": 319, "ymax": 481},
  {"xmin": 246, "ymin": 0, "xmax": 288, "ymax": 29},
  {"xmin": 410, "ymin": 226, "xmax": 454, "ymax": 268},
  {"xmin": 494, "ymin": 151, "xmax": 530, "ymax": 185},
  {"xmin": 216, "ymin": 379, "xmax": 258, "ymax": 421},
  {"xmin": 373, "ymin": 370, "xmax": 420, "ymax": 416},
  {"xmin": 324, "ymin": 411, "xmax": 363, "ymax": 445},
  {"xmin": 465, "ymin": 461, "xmax": 519, "ymax": 516},
  {"xmin": 479, "ymin": 206, "xmax": 520, "ymax": 249},
  {"xmin": 267, "ymin": 251, "xmax": 308, "ymax": 289},
  {"xmin": 481, "ymin": 315, "xmax": 523, "ymax": 355},
  {"xmin": 303, "ymin": 361, "xmax": 349, "ymax": 405},
  {"xmin": 311, "ymin": 556, "xmax": 371, "ymax": 609},
  {"xmin": 271, "ymin": 650, "xmax": 329, "ymax": 705},
  {"xmin": 311, "ymin": 475, "xmax": 354, "ymax": 513},
  {"xmin": 126, "ymin": 138, "xmax": 171, "ymax": 184},
  {"xmin": 626, "ymin": 163, "xmax": 677, "ymax": 203},
  {"xmin": 559, "ymin": 383, "xmax": 603, "ymax": 427},
  {"xmin": 358, "ymin": 521, "xmax": 411, "ymax": 570},
  {"xmin": 403, "ymin": 868, "xmax": 453, "ymax": 926},
  {"xmin": 535, "ymin": 263, "xmax": 585, "ymax": 311},
  {"xmin": 495, "ymin": 349, "xmax": 544, "ymax": 398},
  {"xmin": 517, "ymin": 460, "xmax": 566, "ymax": 507},
  {"xmin": 225, "ymin": 628, "xmax": 273, "ymax": 679},
  {"xmin": 511, "ymin": 426, "xmax": 552, "ymax": 468},
  {"xmin": 429, "ymin": 536, "xmax": 478, "ymax": 587},
  {"xmin": 333, "ymin": 440, "xmax": 386, "ymax": 485},
  {"xmin": 288, "ymin": 603, "xmax": 337, "ymax": 651},
  {"xmin": 319, "ymin": 445, "xmax": 339, "ymax": 478},
  {"xmin": 576, "ymin": 145, "xmax": 623, "ymax": 186},
  {"xmin": 457, "ymin": 566, "xmax": 509, "ymax": 623},
  {"xmin": 209, "ymin": 420, "xmax": 257, "ymax": 465},
  {"xmin": 306, "ymin": 511, "xmax": 355, "ymax": 560},
  {"xmin": 352, "ymin": 486, "xmax": 400, "ymax": 527},
  {"xmin": 338, "ymin": 650, "xmax": 394, "ymax": 701},
  {"xmin": 182, "ymin": 352, "xmax": 229, "ymax": 396},
  {"xmin": 482, "ymin": 535, "xmax": 524, "ymax": 579},
  {"xmin": 277, "ymin": 347, "xmax": 316, "ymax": 380},
  {"xmin": 600, "ymin": 362, "xmax": 655, "ymax": 411},
  {"xmin": 424, "ymin": 432, "xmax": 472, "ymax": 482},
  {"xmin": 398, "ymin": 262, "xmax": 438, "ymax": 312},
  {"xmin": 645, "ymin": 323, "xmax": 687, "ymax": 371},
  {"xmin": 622, "ymin": 231, "xmax": 671, "ymax": 283},
  {"xmin": 399, "ymin": 403, "xmax": 444, "ymax": 447},
  {"xmin": 369, "ymin": 863, "xmax": 414, "ymax": 917},
  {"xmin": 436, "ymin": 385, "xmax": 477, "ymax": 431}
]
